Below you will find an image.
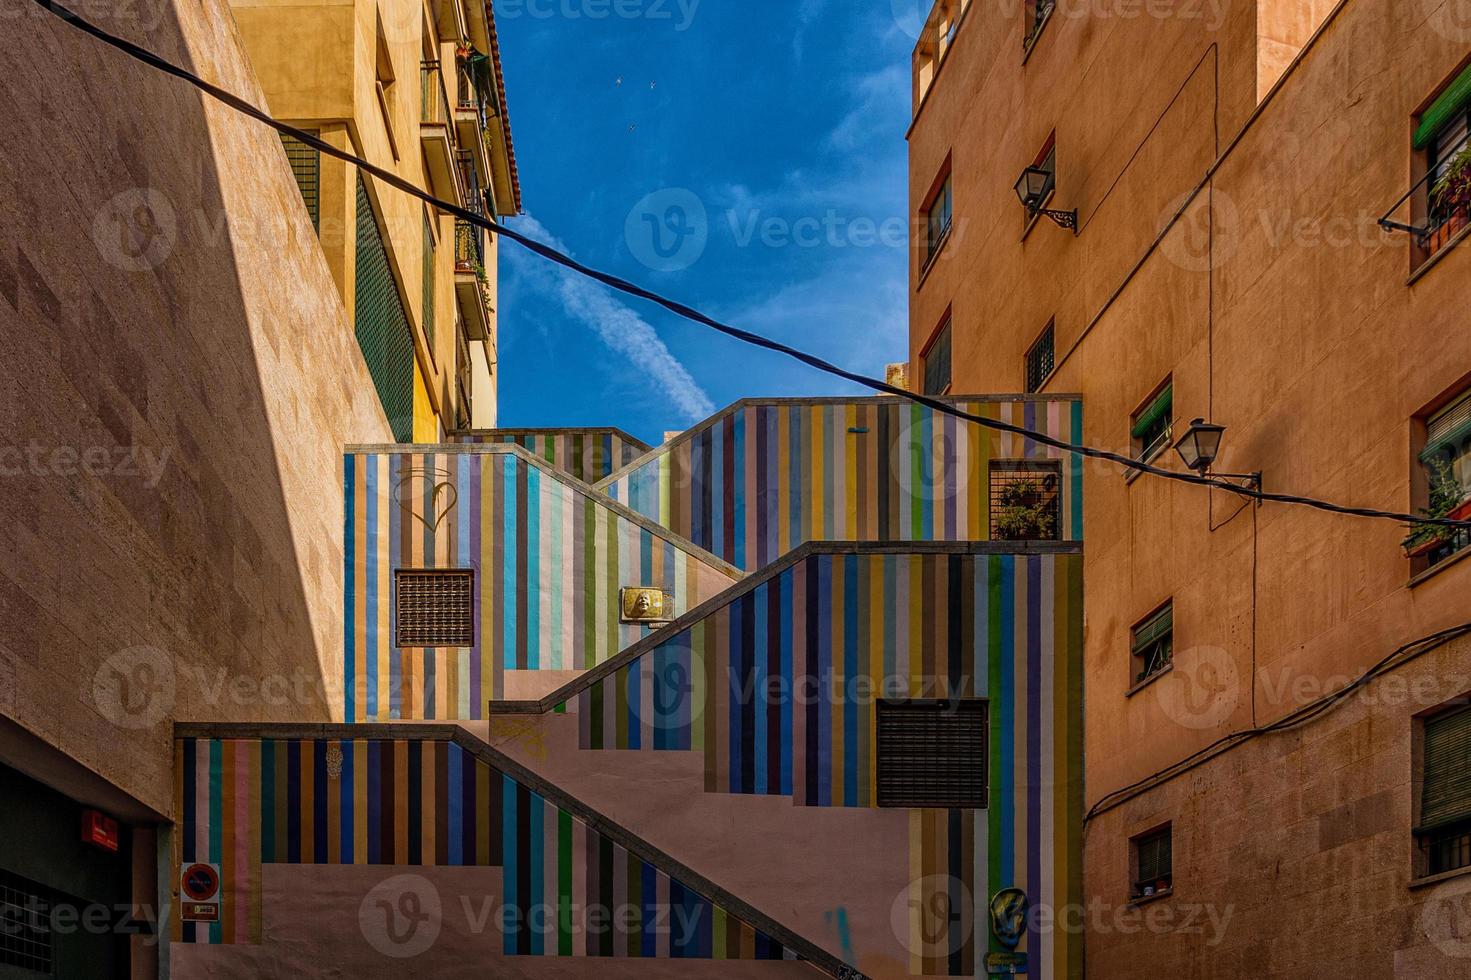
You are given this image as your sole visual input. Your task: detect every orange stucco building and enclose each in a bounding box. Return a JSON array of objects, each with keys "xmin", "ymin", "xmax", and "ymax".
[{"xmin": 908, "ymin": 0, "xmax": 1471, "ymax": 975}]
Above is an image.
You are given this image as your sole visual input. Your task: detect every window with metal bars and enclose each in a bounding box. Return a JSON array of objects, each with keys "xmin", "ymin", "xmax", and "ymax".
[
  {"xmin": 395, "ymin": 570, "xmax": 475, "ymax": 647},
  {"xmin": 1418, "ymin": 703, "xmax": 1471, "ymax": 876},
  {"xmin": 989, "ymin": 460, "xmax": 1061, "ymax": 541},
  {"xmin": 1131, "ymin": 603, "xmax": 1173, "ymax": 686},
  {"xmin": 1131, "ymin": 825, "xmax": 1172, "ymax": 897},
  {"xmin": 1131, "ymin": 382, "xmax": 1174, "ymax": 465},
  {"xmin": 354, "ymin": 175, "xmax": 416, "ymax": 442},
  {"xmin": 876, "ymin": 700, "xmax": 986, "ymax": 809},
  {"xmin": 1025, "ymin": 321, "xmax": 1055, "ymax": 393},
  {"xmin": 0, "ymin": 871, "xmax": 52, "ymax": 974},
  {"xmin": 922, "ymin": 318, "xmax": 952, "ymax": 396},
  {"xmin": 279, "ymin": 131, "xmax": 320, "ymax": 231}
]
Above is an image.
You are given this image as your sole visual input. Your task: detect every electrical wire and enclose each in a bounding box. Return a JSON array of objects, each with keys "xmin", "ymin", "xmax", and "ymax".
[
  {"xmin": 29, "ymin": 0, "xmax": 1471, "ymax": 534},
  {"xmin": 1084, "ymin": 622, "xmax": 1471, "ymax": 822}
]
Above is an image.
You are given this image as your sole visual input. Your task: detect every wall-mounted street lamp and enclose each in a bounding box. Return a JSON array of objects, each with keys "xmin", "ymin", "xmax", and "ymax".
[
  {"xmin": 1174, "ymin": 418, "xmax": 1262, "ymax": 490},
  {"xmin": 1013, "ymin": 166, "xmax": 1078, "ymax": 233}
]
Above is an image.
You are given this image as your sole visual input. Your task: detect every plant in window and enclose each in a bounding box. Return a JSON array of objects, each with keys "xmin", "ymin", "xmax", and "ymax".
[
  {"xmin": 992, "ymin": 477, "xmax": 1058, "ymax": 541},
  {"xmin": 1430, "ymin": 144, "xmax": 1471, "ymax": 247},
  {"xmin": 1403, "ymin": 458, "xmax": 1468, "ymax": 558}
]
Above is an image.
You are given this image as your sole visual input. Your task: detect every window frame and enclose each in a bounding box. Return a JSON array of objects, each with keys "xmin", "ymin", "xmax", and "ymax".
[
  {"xmin": 1129, "ymin": 379, "xmax": 1175, "ymax": 475},
  {"xmin": 921, "ymin": 169, "xmax": 955, "ymax": 274},
  {"xmin": 1409, "ymin": 386, "xmax": 1471, "ymax": 577},
  {"xmin": 1416, "ymin": 700, "xmax": 1471, "ymax": 878},
  {"xmin": 875, "ymin": 698, "xmax": 988, "ymax": 810},
  {"xmin": 1130, "ymin": 824, "xmax": 1173, "ymax": 900},
  {"xmin": 1023, "ymin": 0, "xmax": 1056, "ymax": 57},
  {"xmin": 1025, "ymin": 320, "xmax": 1056, "ymax": 393},
  {"xmin": 1022, "ymin": 135, "xmax": 1059, "ymax": 239},
  {"xmin": 920, "ymin": 314, "xmax": 953, "ymax": 397},
  {"xmin": 1129, "ymin": 601, "xmax": 1174, "ymax": 690}
]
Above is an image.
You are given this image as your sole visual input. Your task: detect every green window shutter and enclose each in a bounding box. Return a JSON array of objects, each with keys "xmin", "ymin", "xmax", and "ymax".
[
  {"xmin": 423, "ymin": 213, "xmax": 436, "ymax": 344},
  {"xmin": 353, "ymin": 176, "xmax": 415, "ymax": 442},
  {"xmin": 1131, "ymin": 605, "xmax": 1173, "ymax": 653},
  {"xmin": 279, "ymin": 131, "xmax": 320, "ymax": 231},
  {"xmin": 1131, "ymin": 386, "xmax": 1174, "ymax": 440},
  {"xmin": 1415, "ymin": 65, "xmax": 1471, "ymax": 150},
  {"xmin": 1423, "ymin": 705, "xmax": 1471, "ymax": 831}
]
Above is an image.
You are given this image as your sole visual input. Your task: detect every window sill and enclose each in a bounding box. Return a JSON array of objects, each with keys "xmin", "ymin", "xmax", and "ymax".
[
  {"xmin": 917, "ymin": 227, "xmax": 953, "ymax": 291},
  {"xmin": 1409, "ymin": 864, "xmax": 1471, "ymax": 891},
  {"xmin": 1408, "ymin": 220, "xmax": 1471, "ymax": 286},
  {"xmin": 1408, "ymin": 542, "xmax": 1471, "ymax": 589},
  {"xmin": 1128, "ymin": 887, "xmax": 1173, "ymax": 907},
  {"xmin": 1126, "ymin": 664, "xmax": 1173, "ymax": 698}
]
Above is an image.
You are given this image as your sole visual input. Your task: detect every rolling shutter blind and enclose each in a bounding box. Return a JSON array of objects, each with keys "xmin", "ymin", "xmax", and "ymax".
[
  {"xmin": 1132, "ymin": 606, "xmax": 1174, "ymax": 654},
  {"xmin": 395, "ymin": 570, "xmax": 475, "ymax": 647},
  {"xmin": 1131, "ymin": 387, "xmax": 1174, "ymax": 440},
  {"xmin": 1135, "ymin": 829, "xmax": 1172, "ymax": 885},
  {"xmin": 1422, "ymin": 391, "xmax": 1471, "ymax": 463},
  {"xmin": 876, "ymin": 700, "xmax": 986, "ymax": 808},
  {"xmin": 1422, "ymin": 705, "xmax": 1471, "ymax": 831},
  {"xmin": 1415, "ymin": 64, "xmax": 1471, "ymax": 150},
  {"xmin": 354, "ymin": 176, "xmax": 416, "ymax": 443}
]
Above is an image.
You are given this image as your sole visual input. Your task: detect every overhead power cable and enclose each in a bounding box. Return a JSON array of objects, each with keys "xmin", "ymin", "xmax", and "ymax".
[
  {"xmin": 31, "ymin": 0, "xmax": 1471, "ymax": 533},
  {"xmin": 1085, "ymin": 622, "xmax": 1471, "ymax": 822}
]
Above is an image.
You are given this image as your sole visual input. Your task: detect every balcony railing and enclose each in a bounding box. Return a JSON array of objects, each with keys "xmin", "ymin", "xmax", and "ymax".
[
  {"xmin": 421, "ymin": 60, "xmax": 453, "ymax": 128},
  {"xmin": 1379, "ymin": 165, "xmax": 1469, "ymax": 265}
]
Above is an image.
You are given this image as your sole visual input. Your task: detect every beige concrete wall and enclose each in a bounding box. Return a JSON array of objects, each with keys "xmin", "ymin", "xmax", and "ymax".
[{"xmin": 0, "ymin": 0, "xmax": 390, "ymax": 817}]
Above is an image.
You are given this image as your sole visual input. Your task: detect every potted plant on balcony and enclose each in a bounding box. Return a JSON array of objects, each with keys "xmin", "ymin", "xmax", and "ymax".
[
  {"xmin": 1403, "ymin": 459, "xmax": 1467, "ymax": 558},
  {"xmin": 1429, "ymin": 145, "xmax": 1471, "ymax": 252},
  {"xmin": 993, "ymin": 478, "xmax": 1058, "ymax": 541}
]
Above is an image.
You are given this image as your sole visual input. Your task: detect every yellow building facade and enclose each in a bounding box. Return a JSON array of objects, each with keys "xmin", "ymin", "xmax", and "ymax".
[{"xmin": 230, "ymin": 0, "xmax": 520, "ymax": 439}]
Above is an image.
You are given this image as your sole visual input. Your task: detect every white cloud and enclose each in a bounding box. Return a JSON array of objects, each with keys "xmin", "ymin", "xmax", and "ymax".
[{"xmin": 504, "ymin": 216, "xmax": 716, "ymax": 422}]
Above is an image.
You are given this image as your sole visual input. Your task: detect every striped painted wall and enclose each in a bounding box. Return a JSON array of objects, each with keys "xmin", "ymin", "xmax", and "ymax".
[
  {"xmin": 344, "ymin": 448, "xmax": 738, "ymax": 721},
  {"xmin": 447, "ymin": 428, "xmax": 650, "ymax": 484},
  {"xmin": 565, "ymin": 548, "xmax": 1084, "ymax": 979},
  {"xmin": 173, "ymin": 735, "xmax": 793, "ymax": 961},
  {"xmin": 600, "ymin": 398, "xmax": 1085, "ymax": 571}
]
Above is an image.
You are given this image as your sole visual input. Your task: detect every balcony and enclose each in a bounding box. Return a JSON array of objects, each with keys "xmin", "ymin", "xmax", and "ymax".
[
  {"xmin": 420, "ymin": 60, "xmax": 460, "ymax": 204},
  {"xmin": 453, "ymin": 148, "xmax": 492, "ymax": 340},
  {"xmin": 455, "ymin": 60, "xmax": 493, "ymax": 191}
]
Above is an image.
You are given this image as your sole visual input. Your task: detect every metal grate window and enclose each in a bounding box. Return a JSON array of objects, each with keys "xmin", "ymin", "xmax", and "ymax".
[
  {"xmin": 1132, "ymin": 826, "xmax": 1173, "ymax": 896},
  {"xmin": 354, "ymin": 175, "xmax": 416, "ymax": 443},
  {"xmin": 923, "ymin": 319, "xmax": 952, "ymax": 396},
  {"xmin": 279, "ymin": 131, "xmax": 320, "ymax": 231},
  {"xmin": 876, "ymin": 700, "xmax": 986, "ymax": 809},
  {"xmin": 395, "ymin": 570, "xmax": 475, "ymax": 647},
  {"xmin": 1025, "ymin": 322, "xmax": 1055, "ymax": 393},
  {"xmin": 0, "ymin": 871, "xmax": 53, "ymax": 974},
  {"xmin": 1131, "ymin": 603, "xmax": 1174, "ymax": 686},
  {"xmin": 989, "ymin": 461, "xmax": 1062, "ymax": 541}
]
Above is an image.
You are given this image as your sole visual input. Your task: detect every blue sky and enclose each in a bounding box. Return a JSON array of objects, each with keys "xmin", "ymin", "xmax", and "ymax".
[{"xmin": 492, "ymin": 0, "xmax": 921, "ymax": 444}]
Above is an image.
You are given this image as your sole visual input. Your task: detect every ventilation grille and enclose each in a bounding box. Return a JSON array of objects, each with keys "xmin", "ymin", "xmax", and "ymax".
[
  {"xmin": 876, "ymin": 700, "xmax": 986, "ymax": 809},
  {"xmin": 395, "ymin": 570, "xmax": 475, "ymax": 647}
]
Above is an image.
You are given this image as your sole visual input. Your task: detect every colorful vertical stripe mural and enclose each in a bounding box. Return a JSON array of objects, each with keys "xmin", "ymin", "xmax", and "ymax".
[
  {"xmin": 564, "ymin": 546, "xmax": 1084, "ymax": 978},
  {"xmin": 173, "ymin": 734, "xmax": 795, "ymax": 961},
  {"xmin": 599, "ymin": 398, "xmax": 1085, "ymax": 570},
  {"xmin": 447, "ymin": 428, "xmax": 650, "ymax": 484},
  {"xmin": 344, "ymin": 447, "xmax": 739, "ymax": 721}
]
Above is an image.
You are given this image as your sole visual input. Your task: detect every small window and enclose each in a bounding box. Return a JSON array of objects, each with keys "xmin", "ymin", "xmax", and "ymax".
[
  {"xmin": 1131, "ymin": 825, "xmax": 1173, "ymax": 899},
  {"xmin": 1025, "ymin": 0, "xmax": 1055, "ymax": 50},
  {"xmin": 1025, "ymin": 321, "xmax": 1055, "ymax": 393},
  {"xmin": 922, "ymin": 317, "xmax": 953, "ymax": 396},
  {"xmin": 279, "ymin": 132, "xmax": 320, "ymax": 232},
  {"xmin": 923, "ymin": 173, "xmax": 954, "ymax": 267},
  {"xmin": 876, "ymin": 700, "xmax": 986, "ymax": 809},
  {"xmin": 0, "ymin": 870, "xmax": 53, "ymax": 974},
  {"xmin": 1131, "ymin": 603, "xmax": 1173, "ymax": 687},
  {"xmin": 1419, "ymin": 703, "xmax": 1471, "ymax": 876},
  {"xmin": 1131, "ymin": 382, "xmax": 1174, "ymax": 464},
  {"xmin": 395, "ymin": 569, "xmax": 475, "ymax": 647},
  {"xmin": 1408, "ymin": 389, "xmax": 1471, "ymax": 569},
  {"xmin": 990, "ymin": 461, "xmax": 1062, "ymax": 541},
  {"xmin": 1414, "ymin": 65, "xmax": 1471, "ymax": 263}
]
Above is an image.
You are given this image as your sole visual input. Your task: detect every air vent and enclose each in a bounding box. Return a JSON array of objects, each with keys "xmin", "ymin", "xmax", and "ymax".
[
  {"xmin": 395, "ymin": 570, "xmax": 475, "ymax": 647},
  {"xmin": 876, "ymin": 700, "xmax": 987, "ymax": 809}
]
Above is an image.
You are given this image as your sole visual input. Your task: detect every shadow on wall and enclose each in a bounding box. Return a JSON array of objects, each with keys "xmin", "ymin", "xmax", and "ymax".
[{"xmin": 0, "ymin": 0, "xmax": 391, "ymax": 817}]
